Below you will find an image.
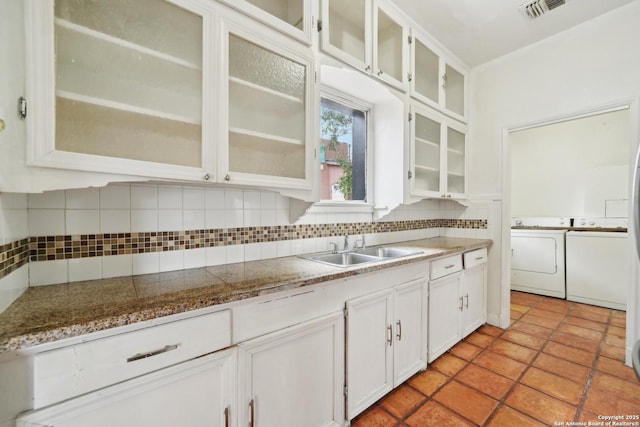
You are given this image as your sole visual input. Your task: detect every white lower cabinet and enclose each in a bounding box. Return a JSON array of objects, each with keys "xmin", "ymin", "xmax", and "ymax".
[
  {"xmin": 428, "ymin": 270, "xmax": 463, "ymax": 362},
  {"xmin": 17, "ymin": 348, "xmax": 237, "ymax": 427},
  {"xmin": 345, "ymin": 278, "xmax": 427, "ymax": 419},
  {"xmin": 428, "ymin": 250, "xmax": 487, "ymax": 362},
  {"xmin": 237, "ymin": 312, "xmax": 345, "ymax": 427}
]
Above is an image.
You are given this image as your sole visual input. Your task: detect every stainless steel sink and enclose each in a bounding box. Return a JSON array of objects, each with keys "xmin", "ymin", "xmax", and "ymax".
[
  {"xmin": 301, "ymin": 246, "xmax": 436, "ymax": 267},
  {"xmin": 355, "ymin": 247, "xmax": 423, "ymax": 258},
  {"xmin": 307, "ymin": 252, "xmax": 382, "ymax": 267}
]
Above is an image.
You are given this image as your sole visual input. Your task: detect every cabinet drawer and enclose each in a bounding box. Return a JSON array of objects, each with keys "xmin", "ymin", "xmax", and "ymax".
[
  {"xmin": 430, "ymin": 254, "xmax": 463, "ymax": 280},
  {"xmin": 33, "ymin": 310, "xmax": 231, "ymax": 408},
  {"xmin": 464, "ymin": 248, "xmax": 488, "ymax": 269}
]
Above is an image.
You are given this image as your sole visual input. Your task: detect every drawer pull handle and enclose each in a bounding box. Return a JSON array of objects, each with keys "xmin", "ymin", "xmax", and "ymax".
[
  {"xmin": 475, "ymin": 256, "xmax": 484, "ymax": 261},
  {"xmin": 126, "ymin": 344, "xmax": 180, "ymax": 363},
  {"xmin": 445, "ymin": 264, "xmax": 456, "ymax": 269}
]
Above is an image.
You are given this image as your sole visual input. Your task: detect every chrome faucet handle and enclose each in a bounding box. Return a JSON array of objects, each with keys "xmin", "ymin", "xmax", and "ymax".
[
  {"xmin": 353, "ymin": 234, "xmax": 366, "ymax": 251},
  {"xmin": 329, "ymin": 242, "xmax": 338, "ymax": 254},
  {"xmin": 343, "ymin": 234, "xmax": 349, "ymax": 251}
]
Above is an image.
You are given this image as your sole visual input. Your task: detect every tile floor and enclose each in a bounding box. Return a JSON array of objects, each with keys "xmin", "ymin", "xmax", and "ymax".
[{"xmin": 352, "ymin": 291, "xmax": 640, "ymax": 426}]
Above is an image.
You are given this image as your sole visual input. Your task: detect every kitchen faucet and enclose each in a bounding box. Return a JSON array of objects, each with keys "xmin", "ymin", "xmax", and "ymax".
[{"xmin": 353, "ymin": 234, "xmax": 366, "ymax": 251}]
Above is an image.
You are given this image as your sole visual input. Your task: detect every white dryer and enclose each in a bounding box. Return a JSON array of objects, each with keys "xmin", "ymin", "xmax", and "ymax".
[
  {"xmin": 566, "ymin": 217, "xmax": 628, "ymax": 310},
  {"xmin": 511, "ymin": 217, "xmax": 570, "ymax": 299}
]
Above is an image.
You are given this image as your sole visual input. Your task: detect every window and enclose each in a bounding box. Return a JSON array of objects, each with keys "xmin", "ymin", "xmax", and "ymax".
[{"xmin": 319, "ymin": 95, "xmax": 368, "ymax": 202}]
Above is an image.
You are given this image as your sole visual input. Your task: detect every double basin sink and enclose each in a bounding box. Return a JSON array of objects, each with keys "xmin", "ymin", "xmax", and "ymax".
[{"xmin": 301, "ymin": 246, "xmax": 429, "ymax": 267}]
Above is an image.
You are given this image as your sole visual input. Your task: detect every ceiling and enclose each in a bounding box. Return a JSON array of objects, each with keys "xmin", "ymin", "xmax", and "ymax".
[{"xmin": 391, "ymin": 0, "xmax": 638, "ymax": 67}]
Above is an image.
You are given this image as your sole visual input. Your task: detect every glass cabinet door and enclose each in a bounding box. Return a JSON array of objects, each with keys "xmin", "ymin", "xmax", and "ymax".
[
  {"xmin": 53, "ymin": 0, "xmax": 206, "ymax": 169},
  {"xmin": 412, "ymin": 108, "xmax": 443, "ymax": 195},
  {"xmin": 218, "ymin": 0, "xmax": 311, "ymax": 44},
  {"xmin": 412, "ymin": 34, "xmax": 439, "ymax": 106},
  {"xmin": 221, "ymin": 11, "xmax": 313, "ymax": 189},
  {"xmin": 374, "ymin": 2, "xmax": 407, "ymax": 89},
  {"xmin": 321, "ymin": 0, "xmax": 371, "ymax": 73},
  {"xmin": 444, "ymin": 64, "xmax": 465, "ymax": 119},
  {"xmin": 446, "ymin": 124, "xmax": 466, "ymax": 196}
]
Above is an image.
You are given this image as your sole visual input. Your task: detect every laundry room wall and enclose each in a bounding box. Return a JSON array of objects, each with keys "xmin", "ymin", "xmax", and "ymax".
[{"xmin": 510, "ymin": 108, "xmax": 630, "ymax": 218}]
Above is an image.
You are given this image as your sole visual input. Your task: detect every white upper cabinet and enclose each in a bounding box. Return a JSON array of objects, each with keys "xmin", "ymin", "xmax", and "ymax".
[
  {"xmin": 409, "ymin": 102, "xmax": 467, "ymax": 200},
  {"xmin": 26, "ymin": 0, "xmax": 214, "ymax": 182},
  {"xmin": 410, "ymin": 29, "xmax": 468, "ymax": 122},
  {"xmin": 320, "ymin": 0, "xmax": 408, "ymax": 92},
  {"xmin": 217, "ymin": 8, "xmax": 315, "ymax": 191},
  {"xmin": 217, "ymin": 0, "xmax": 313, "ymax": 44}
]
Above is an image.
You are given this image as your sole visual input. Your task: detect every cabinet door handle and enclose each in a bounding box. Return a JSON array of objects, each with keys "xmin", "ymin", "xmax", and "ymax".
[
  {"xmin": 464, "ymin": 294, "xmax": 469, "ymax": 309},
  {"xmin": 249, "ymin": 399, "xmax": 255, "ymax": 427},
  {"xmin": 458, "ymin": 296, "xmax": 463, "ymax": 311},
  {"xmin": 396, "ymin": 320, "xmax": 402, "ymax": 341},
  {"xmin": 387, "ymin": 324, "xmax": 393, "ymax": 346},
  {"xmin": 126, "ymin": 344, "xmax": 180, "ymax": 362},
  {"xmin": 224, "ymin": 406, "xmax": 230, "ymax": 427}
]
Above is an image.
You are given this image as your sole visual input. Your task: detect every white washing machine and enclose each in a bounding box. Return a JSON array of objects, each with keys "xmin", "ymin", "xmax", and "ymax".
[
  {"xmin": 511, "ymin": 217, "xmax": 571, "ymax": 299},
  {"xmin": 566, "ymin": 217, "xmax": 628, "ymax": 310}
]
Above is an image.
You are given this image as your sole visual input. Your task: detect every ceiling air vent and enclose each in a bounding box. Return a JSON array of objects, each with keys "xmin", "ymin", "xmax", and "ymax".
[{"xmin": 520, "ymin": 0, "xmax": 566, "ymax": 19}]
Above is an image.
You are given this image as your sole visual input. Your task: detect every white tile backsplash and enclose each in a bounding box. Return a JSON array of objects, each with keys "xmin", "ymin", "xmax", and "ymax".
[
  {"xmin": 132, "ymin": 252, "xmax": 160, "ymax": 275},
  {"xmin": 205, "ymin": 189, "xmax": 225, "ymax": 210},
  {"xmin": 29, "ymin": 209, "xmax": 65, "ymax": 236},
  {"xmin": 158, "ymin": 186, "xmax": 182, "ymax": 209},
  {"xmin": 131, "ymin": 210, "xmax": 158, "ymax": 233},
  {"xmin": 66, "ymin": 210, "xmax": 100, "ymax": 235},
  {"xmin": 28, "ymin": 191, "xmax": 65, "ymax": 209},
  {"xmin": 66, "ymin": 188, "xmax": 99, "ymax": 209},
  {"xmin": 102, "ymin": 254, "xmax": 133, "ymax": 279},
  {"xmin": 131, "ymin": 184, "xmax": 158, "ymax": 209},
  {"xmin": 184, "ymin": 210, "xmax": 205, "ymax": 230},
  {"xmin": 68, "ymin": 257, "xmax": 102, "ymax": 282},
  {"xmin": 158, "ymin": 209, "xmax": 182, "ymax": 231},
  {"xmin": 30, "ymin": 260, "xmax": 68, "ymax": 286},
  {"xmin": 183, "ymin": 187, "xmax": 205, "ymax": 210},
  {"xmin": 4, "ymin": 183, "xmax": 490, "ymax": 290},
  {"xmin": 159, "ymin": 250, "xmax": 184, "ymax": 272},
  {"xmin": 205, "ymin": 210, "xmax": 226, "ymax": 229},
  {"xmin": 184, "ymin": 248, "xmax": 206, "ymax": 269},
  {"xmin": 100, "ymin": 210, "xmax": 131, "ymax": 234},
  {"xmin": 0, "ymin": 193, "xmax": 27, "ymax": 209},
  {"xmin": 243, "ymin": 191, "xmax": 261, "ymax": 210},
  {"xmin": 225, "ymin": 210, "xmax": 244, "ymax": 228},
  {"xmin": 0, "ymin": 265, "xmax": 28, "ymax": 313},
  {"xmin": 244, "ymin": 243, "xmax": 261, "ymax": 262},
  {"xmin": 100, "ymin": 185, "xmax": 130, "ymax": 210},
  {"xmin": 225, "ymin": 190, "xmax": 244, "ymax": 210},
  {"xmin": 4, "ymin": 209, "xmax": 29, "ymax": 242},
  {"xmin": 226, "ymin": 244, "xmax": 244, "ymax": 264},
  {"xmin": 206, "ymin": 246, "xmax": 226, "ymax": 266}
]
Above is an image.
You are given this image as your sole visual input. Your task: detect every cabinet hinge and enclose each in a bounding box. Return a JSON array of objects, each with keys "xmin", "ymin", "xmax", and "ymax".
[
  {"xmin": 18, "ymin": 97, "xmax": 27, "ymax": 119},
  {"xmin": 317, "ymin": 19, "xmax": 322, "ymax": 32},
  {"xmin": 344, "ymin": 384, "xmax": 348, "ymax": 397},
  {"xmin": 408, "ymin": 35, "xmax": 413, "ymax": 44},
  {"xmin": 408, "ymin": 73, "xmax": 413, "ymax": 82},
  {"xmin": 343, "ymin": 306, "xmax": 348, "ymax": 318},
  {"xmin": 408, "ymin": 112, "xmax": 413, "ymax": 122},
  {"xmin": 408, "ymin": 170, "xmax": 413, "ymax": 179}
]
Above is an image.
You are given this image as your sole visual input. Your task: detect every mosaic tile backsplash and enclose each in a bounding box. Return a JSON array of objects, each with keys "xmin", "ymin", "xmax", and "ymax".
[{"xmin": 0, "ymin": 219, "xmax": 487, "ymax": 281}]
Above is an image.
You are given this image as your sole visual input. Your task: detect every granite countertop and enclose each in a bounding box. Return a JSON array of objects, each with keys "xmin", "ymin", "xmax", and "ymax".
[{"xmin": 0, "ymin": 237, "xmax": 491, "ymax": 354}]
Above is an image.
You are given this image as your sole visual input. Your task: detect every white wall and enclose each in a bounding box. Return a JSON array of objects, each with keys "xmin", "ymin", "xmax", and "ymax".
[
  {"xmin": 470, "ymin": 0, "xmax": 640, "ymax": 364},
  {"xmin": 511, "ymin": 108, "xmax": 630, "ymax": 217}
]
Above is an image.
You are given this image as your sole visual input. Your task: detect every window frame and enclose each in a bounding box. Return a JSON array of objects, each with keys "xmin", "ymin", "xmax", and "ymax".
[{"xmin": 314, "ymin": 86, "xmax": 375, "ymax": 212}]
